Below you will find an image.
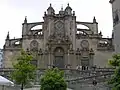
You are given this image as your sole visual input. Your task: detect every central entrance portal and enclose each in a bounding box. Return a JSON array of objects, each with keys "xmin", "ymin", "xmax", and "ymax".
[
  {"xmin": 54, "ymin": 47, "xmax": 64, "ymax": 68},
  {"xmin": 81, "ymin": 57, "xmax": 89, "ymax": 66}
]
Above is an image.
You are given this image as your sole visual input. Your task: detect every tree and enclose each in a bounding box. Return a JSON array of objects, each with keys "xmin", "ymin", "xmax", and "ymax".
[
  {"xmin": 11, "ymin": 49, "xmax": 36, "ymax": 90},
  {"xmin": 108, "ymin": 54, "xmax": 120, "ymax": 90},
  {"xmin": 108, "ymin": 54, "xmax": 120, "ymax": 67},
  {"xmin": 40, "ymin": 68, "xmax": 67, "ymax": 90}
]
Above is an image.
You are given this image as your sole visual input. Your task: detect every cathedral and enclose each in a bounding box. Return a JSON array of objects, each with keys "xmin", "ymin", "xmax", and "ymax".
[{"xmin": 3, "ymin": 4, "xmax": 114, "ymax": 69}]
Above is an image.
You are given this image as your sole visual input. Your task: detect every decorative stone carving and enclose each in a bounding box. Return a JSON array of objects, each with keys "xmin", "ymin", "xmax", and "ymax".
[
  {"xmin": 55, "ymin": 21, "xmax": 64, "ymax": 30},
  {"xmin": 89, "ymin": 48, "xmax": 94, "ymax": 55},
  {"xmin": 38, "ymin": 48, "xmax": 43, "ymax": 55},
  {"xmin": 69, "ymin": 48, "xmax": 74, "ymax": 54},
  {"xmin": 30, "ymin": 40, "xmax": 38, "ymax": 51},
  {"xmin": 65, "ymin": 35, "xmax": 69, "ymax": 41},
  {"xmin": 76, "ymin": 48, "xmax": 81, "ymax": 55},
  {"xmin": 44, "ymin": 49, "xmax": 48, "ymax": 55},
  {"xmin": 54, "ymin": 21, "xmax": 65, "ymax": 40},
  {"xmin": 26, "ymin": 48, "xmax": 31, "ymax": 55}
]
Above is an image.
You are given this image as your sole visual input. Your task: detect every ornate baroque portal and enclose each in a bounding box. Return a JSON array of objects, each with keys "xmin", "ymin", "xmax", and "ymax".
[{"xmin": 54, "ymin": 47, "xmax": 64, "ymax": 68}]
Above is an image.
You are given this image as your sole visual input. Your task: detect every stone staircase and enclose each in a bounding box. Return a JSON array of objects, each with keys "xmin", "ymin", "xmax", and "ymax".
[{"xmin": 0, "ymin": 68, "xmax": 114, "ymax": 90}]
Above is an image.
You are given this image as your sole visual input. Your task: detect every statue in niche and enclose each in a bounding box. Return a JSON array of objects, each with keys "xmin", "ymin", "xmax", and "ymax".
[
  {"xmin": 26, "ymin": 48, "xmax": 31, "ymax": 55},
  {"xmin": 113, "ymin": 10, "xmax": 119, "ymax": 25},
  {"xmin": 69, "ymin": 44, "xmax": 73, "ymax": 50},
  {"xmin": 69, "ymin": 48, "xmax": 74, "ymax": 54},
  {"xmin": 38, "ymin": 48, "xmax": 43, "ymax": 55},
  {"xmin": 44, "ymin": 49, "xmax": 48, "ymax": 55}
]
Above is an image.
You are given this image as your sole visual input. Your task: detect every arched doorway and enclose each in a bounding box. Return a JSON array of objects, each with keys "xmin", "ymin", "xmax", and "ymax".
[{"xmin": 54, "ymin": 47, "xmax": 64, "ymax": 68}]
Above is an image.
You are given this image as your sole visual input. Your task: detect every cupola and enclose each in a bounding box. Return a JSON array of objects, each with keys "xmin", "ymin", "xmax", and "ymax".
[
  {"xmin": 65, "ymin": 3, "xmax": 72, "ymax": 15},
  {"xmin": 47, "ymin": 3, "xmax": 55, "ymax": 15},
  {"xmin": 59, "ymin": 6, "xmax": 64, "ymax": 15}
]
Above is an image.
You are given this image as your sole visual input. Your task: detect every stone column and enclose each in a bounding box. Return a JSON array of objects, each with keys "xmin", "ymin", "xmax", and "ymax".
[
  {"xmin": 79, "ymin": 53, "xmax": 82, "ymax": 66},
  {"xmin": 48, "ymin": 51, "xmax": 53, "ymax": 68},
  {"xmin": 51, "ymin": 52, "xmax": 54, "ymax": 66},
  {"xmin": 89, "ymin": 48, "xmax": 95, "ymax": 67},
  {"xmin": 67, "ymin": 50, "xmax": 70, "ymax": 64},
  {"xmin": 48, "ymin": 52, "xmax": 51, "ymax": 65},
  {"xmin": 69, "ymin": 49, "xmax": 75, "ymax": 68},
  {"xmin": 44, "ymin": 49, "xmax": 48, "ymax": 68},
  {"xmin": 65, "ymin": 51, "xmax": 68, "ymax": 67},
  {"xmin": 76, "ymin": 48, "xmax": 81, "ymax": 65},
  {"xmin": 38, "ymin": 49, "xmax": 43, "ymax": 68}
]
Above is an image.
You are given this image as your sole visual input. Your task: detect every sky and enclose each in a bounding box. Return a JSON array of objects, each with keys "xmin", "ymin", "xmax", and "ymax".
[{"xmin": 0, "ymin": 0, "xmax": 113, "ymax": 48}]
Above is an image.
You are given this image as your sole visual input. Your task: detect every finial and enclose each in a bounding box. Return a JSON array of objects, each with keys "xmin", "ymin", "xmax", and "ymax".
[
  {"xmin": 7, "ymin": 31, "xmax": 9, "ymax": 36},
  {"xmin": 50, "ymin": 3, "xmax": 52, "ymax": 7},
  {"xmin": 61, "ymin": 5, "xmax": 63, "ymax": 11},
  {"xmin": 44, "ymin": 11, "xmax": 46, "ymax": 16},
  {"xmin": 6, "ymin": 31, "xmax": 9, "ymax": 39},
  {"xmin": 67, "ymin": 3, "xmax": 69, "ymax": 6},
  {"xmin": 93, "ymin": 16, "xmax": 96, "ymax": 23},
  {"xmin": 73, "ymin": 11, "xmax": 75, "ymax": 16},
  {"xmin": 24, "ymin": 16, "xmax": 27, "ymax": 23}
]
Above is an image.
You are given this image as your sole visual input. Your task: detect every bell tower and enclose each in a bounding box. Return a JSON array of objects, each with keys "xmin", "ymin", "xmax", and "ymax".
[{"xmin": 110, "ymin": 0, "xmax": 120, "ymax": 53}]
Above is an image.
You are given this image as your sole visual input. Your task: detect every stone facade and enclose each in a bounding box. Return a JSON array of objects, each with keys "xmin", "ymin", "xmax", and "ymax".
[
  {"xmin": 3, "ymin": 4, "xmax": 114, "ymax": 68},
  {"xmin": 110, "ymin": 0, "xmax": 120, "ymax": 53},
  {"xmin": 0, "ymin": 49, "xmax": 3, "ymax": 68}
]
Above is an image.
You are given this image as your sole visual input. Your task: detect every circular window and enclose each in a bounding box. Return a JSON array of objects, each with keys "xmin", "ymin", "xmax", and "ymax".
[
  {"xmin": 30, "ymin": 40, "xmax": 38, "ymax": 51},
  {"xmin": 81, "ymin": 40, "xmax": 89, "ymax": 48}
]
